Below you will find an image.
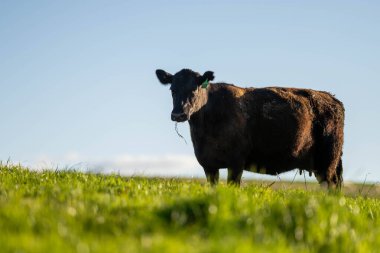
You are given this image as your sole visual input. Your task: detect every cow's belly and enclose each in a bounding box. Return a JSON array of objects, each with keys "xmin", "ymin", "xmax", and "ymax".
[
  {"xmin": 245, "ymin": 150, "xmax": 314, "ymax": 175},
  {"xmin": 191, "ymin": 124, "xmax": 314, "ymax": 172}
]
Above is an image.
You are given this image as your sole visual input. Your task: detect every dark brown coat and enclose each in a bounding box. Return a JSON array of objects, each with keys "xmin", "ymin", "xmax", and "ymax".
[{"xmin": 156, "ymin": 69, "xmax": 345, "ymax": 188}]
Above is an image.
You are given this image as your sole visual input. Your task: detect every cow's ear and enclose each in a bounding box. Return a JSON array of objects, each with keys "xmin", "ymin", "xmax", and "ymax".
[
  {"xmin": 156, "ymin": 69, "xmax": 173, "ymax": 85},
  {"xmin": 198, "ymin": 71, "xmax": 215, "ymax": 88},
  {"xmin": 202, "ymin": 71, "xmax": 215, "ymax": 82}
]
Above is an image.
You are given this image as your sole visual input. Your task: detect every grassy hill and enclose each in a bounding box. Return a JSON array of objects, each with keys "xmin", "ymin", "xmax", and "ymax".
[{"xmin": 1, "ymin": 164, "xmax": 379, "ymax": 253}]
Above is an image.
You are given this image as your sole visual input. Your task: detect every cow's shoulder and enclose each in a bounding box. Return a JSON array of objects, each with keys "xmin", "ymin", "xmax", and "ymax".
[{"xmin": 208, "ymin": 83, "xmax": 248, "ymax": 104}]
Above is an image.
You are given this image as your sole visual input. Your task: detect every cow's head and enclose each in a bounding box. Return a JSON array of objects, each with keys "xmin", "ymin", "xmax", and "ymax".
[{"xmin": 156, "ymin": 69, "xmax": 214, "ymax": 122}]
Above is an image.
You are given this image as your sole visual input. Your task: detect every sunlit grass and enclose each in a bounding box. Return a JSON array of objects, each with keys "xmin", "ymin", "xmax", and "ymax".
[{"xmin": 1, "ymin": 164, "xmax": 379, "ymax": 252}]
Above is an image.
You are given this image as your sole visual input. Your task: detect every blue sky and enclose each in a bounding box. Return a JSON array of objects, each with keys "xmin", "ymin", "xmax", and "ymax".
[{"xmin": 0, "ymin": 1, "xmax": 379, "ymax": 182}]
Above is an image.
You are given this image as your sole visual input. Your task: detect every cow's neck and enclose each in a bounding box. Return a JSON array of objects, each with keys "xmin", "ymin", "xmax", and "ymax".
[
  {"xmin": 188, "ymin": 84, "xmax": 215, "ymax": 129},
  {"xmin": 185, "ymin": 85, "xmax": 209, "ymax": 117}
]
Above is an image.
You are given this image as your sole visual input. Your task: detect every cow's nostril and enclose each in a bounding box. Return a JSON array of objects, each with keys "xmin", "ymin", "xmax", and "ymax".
[{"xmin": 171, "ymin": 113, "xmax": 187, "ymax": 122}]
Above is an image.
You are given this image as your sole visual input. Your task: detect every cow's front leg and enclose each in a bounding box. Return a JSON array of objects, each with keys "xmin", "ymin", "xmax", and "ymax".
[
  {"xmin": 227, "ymin": 168, "xmax": 243, "ymax": 186},
  {"xmin": 204, "ymin": 168, "xmax": 219, "ymax": 186}
]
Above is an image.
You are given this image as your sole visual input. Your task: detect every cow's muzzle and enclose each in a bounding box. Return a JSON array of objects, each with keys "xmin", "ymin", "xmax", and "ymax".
[{"xmin": 171, "ymin": 112, "xmax": 187, "ymax": 122}]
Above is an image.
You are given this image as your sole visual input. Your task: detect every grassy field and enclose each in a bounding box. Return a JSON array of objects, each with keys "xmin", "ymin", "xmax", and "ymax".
[{"xmin": 1, "ymin": 164, "xmax": 380, "ymax": 253}]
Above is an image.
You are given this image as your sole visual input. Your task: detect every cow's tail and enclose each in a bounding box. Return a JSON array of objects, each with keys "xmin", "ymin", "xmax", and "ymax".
[{"xmin": 336, "ymin": 158, "xmax": 343, "ymax": 190}]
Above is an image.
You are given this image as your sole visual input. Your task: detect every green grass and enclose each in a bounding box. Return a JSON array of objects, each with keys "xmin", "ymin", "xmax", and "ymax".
[{"xmin": 1, "ymin": 164, "xmax": 380, "ymax": 253}]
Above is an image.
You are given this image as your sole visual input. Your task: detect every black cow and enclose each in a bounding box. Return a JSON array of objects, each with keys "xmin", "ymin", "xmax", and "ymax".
[{"xmin": 156, "ymin": 68, "xmax": 345, "ymax": 188}]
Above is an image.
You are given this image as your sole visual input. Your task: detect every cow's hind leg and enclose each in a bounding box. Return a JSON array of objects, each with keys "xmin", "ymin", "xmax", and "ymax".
[
  {"xmin": 227, "ymin": 168, "xmax": 243, "ymax": 186},
  {"xmin": 204, "ymin": 168, "xmax": 219, "ymax": 186},
  {"xmin": 335, "ymin": 158, "xmax": 343, "ymax": 189},
  {"xmin": 315, "ymin": 163, "xmax": 342, "ymax": 190},
  {"xmin": 314, "ymin": 135, "xmax": 343, "ymax": 190}
]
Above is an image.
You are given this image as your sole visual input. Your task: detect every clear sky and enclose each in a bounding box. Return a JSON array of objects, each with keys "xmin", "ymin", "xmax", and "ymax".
[{"xmin": 1, "ymin": 0, "xmax": 379, "ymax": 182}]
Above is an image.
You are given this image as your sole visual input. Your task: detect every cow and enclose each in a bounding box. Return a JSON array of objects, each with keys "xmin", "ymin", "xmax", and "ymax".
[{"xmin": 155, "ymin": 68, "xmax": 345, "ymax": 189}]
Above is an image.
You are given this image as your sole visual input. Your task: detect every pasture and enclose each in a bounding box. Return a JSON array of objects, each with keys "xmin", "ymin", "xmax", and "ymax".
[{"xmin": 1, "ymin": 164, "xmax": 380, "ymax": 253}]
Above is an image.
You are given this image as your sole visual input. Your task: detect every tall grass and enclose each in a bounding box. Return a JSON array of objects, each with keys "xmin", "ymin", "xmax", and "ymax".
[{"xmin": 0, "ymin": 164, "xmax": 379, "ymax": 252}]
